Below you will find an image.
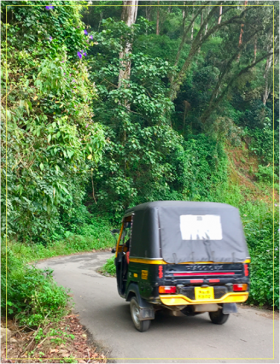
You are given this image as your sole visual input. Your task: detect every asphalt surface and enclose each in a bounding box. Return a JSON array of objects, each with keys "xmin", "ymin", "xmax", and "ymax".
[{"xmin": 37, "ymin": 252, "xmax": 279, "ymax": 363}]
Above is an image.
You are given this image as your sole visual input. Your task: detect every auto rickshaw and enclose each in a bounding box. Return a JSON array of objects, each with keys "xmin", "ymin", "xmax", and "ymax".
[{"xmin": 111, "ymin": 201, "xmax": 250, "ymax": 332}]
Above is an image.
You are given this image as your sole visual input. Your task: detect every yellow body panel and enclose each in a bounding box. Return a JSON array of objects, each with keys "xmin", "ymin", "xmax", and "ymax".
[
  {"xmin": 159, "ymin": 292, "xmax": 249, "ymax": 306},
  {"xmin": 129, "ymin": 258, "xmax": 251, "ymax": 265}
]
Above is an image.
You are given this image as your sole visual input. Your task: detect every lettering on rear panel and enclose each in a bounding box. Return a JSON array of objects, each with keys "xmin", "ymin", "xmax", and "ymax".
[{"xmin": 180, "ymin": 215, "xmax": 223, "ymax": 240}]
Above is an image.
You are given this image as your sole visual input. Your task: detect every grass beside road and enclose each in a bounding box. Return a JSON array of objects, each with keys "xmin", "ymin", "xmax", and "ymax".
[
  {"xmin": 1, "ymin": 220, "xmax": 115, "ymax": 363},
  {"xmin": 99, "ymin": 256, "xmax": 116, "ymax": 277}
]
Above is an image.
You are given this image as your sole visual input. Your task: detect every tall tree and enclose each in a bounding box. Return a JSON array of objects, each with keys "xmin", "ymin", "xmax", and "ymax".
[
  {"xmin": 118, "ymin": 0, "xmax": 138, "ymax": 88},
  {"xmin": 156, "ymin": 0, "xmax": 160, "ymax": 35},
  {"xmin": 169, "ymin": 2, "xmax": 276, "ymax": 109}
]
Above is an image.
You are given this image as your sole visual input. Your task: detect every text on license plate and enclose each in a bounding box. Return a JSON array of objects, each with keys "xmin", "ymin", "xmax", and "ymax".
[{"xmin": 194, "ymin": 287, "xmax": 214, "ymax": 301}]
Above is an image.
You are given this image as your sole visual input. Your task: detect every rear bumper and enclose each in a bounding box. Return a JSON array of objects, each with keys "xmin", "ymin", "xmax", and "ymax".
[{"xmin": 159, "ymin": 292, "xmax": 249, "ymax": 306}]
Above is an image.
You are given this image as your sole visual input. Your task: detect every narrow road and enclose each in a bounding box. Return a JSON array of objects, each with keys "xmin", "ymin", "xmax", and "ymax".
[{"xmin": 38, "ymin": 252, "xmax": 279, "ymax": 363}]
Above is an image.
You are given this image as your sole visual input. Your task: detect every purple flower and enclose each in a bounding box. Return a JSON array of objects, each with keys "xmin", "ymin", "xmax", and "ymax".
[
  {"xmin": 86, "ymin": 124, "xmax": 89, "ymax": 128},
  {"xmin": 72, "ymin": 79, "xmax": 76, "ymax": 83},
  {"xmin": 84, "ymin": 30, "xmax": 88, "ymax": 35},
  {"xmin": 49, "ymin": 36, "xmax": 52, "ymax": 41},
  {"xmin": 275, "ymin": 204, "xmax": 278, "ymax": 207},
  {"xmin": 89, "ymin": 35, "xmax": 93, "ymax": 40},
  {"xmin": 77, "ymin": 51, "xmax": 82, "ymax": 59},
  {"xmin": 83, "ymin": 52, "xmax": 87, "ymax": 57},
  {"xmin": 46, "ymin": 5, "xmax": 54, "ymax": 10},
  {"xmin": 62, "ymin": 61, "xmax": 64, "ymax": 63}
]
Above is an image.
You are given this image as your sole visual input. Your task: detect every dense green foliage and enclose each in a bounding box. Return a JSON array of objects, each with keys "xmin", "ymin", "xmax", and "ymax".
[
  {"xmin": 100, "ymin": 255, "xmax": 116, "ymax": 276},
  {"xmin": 242, "ymin": 203, "xmax": 279, "ymax": 308},
  {"xmin": 1, "ymin": 0, "xmax": 279, "ymax": 329},
  {"xmin": 1, "ymin": 217, "xmax": 114, "ymax": 327},
  {"xmin": 1, "ymin": 247, "xmax": 69, "ymax": 327},
  {"xmin": 1, "ymin": 1, "xmax": 105, "ymax": 244}
]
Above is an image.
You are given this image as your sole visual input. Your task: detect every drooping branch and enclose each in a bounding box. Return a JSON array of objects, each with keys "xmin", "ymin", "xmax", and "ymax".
[
  {"xmin": 203, "ymin": 26, "xmax": 265, "ymax": 118},
  {"xmin": 174, "ymin": 3, "xmax": 210, "ymax": 67},
  {"xmin": 170, "ymin": 7, "xmax": 249, "ymax": 101},
  {"xmin": 200, "ymin": 50, "xmax": 275, "ymax": 124}
]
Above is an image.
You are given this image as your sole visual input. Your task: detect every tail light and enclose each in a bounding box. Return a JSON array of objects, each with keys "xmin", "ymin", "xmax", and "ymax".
[
  {"xmin": 233, "ymin": 284, "xmax": 248, "ymax": 292},
  {"xmin": 159, "ymin": 286, "xmax": 176, "ymax": 294},
  {"xmin": 158, "ymin": 265, "xmax": 163, "ymax": 278},
  {"xmin": 244, "ymin": 264, "xmax": 249, "ymax": 276}
]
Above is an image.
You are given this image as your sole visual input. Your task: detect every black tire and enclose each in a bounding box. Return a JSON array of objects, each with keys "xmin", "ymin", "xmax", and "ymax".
[
  {"xmin": 209, "ymin": 309, "xmax": 229, "ymax": 325},
  {"xmin": 130, "ymin": 297, "xmax": 151, "ymax": 332}
]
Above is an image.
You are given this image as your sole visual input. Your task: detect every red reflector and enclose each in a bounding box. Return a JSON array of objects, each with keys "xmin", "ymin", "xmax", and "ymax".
[
  {"xmin": 173, "ymin": 272, "xmax": 235, "ymax": 276},
  {"xmin": 233, "ymin": 284, "xmax": 248, "ymax": 292},
  {"xmin": 158, "ymin": 265, "xmax": 163, "ymax": 279},
  {"xmin": 209, "ymin": 279, "xmax": 220, "ymax": 283},
  {"xmin": 244, "ymin": 264, "xmax": 249, "ymax": 276},
  {"xmin": 190, "ymin": 279, "xmax": 203, "ymax": 283},
  {"xmin": 159, "ymin": 286, "xmax": 176, "ymax": 294}
]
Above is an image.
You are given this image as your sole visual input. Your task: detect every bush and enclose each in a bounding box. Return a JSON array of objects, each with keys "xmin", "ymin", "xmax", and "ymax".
[
  {"xmin": 101, "ymin": 256, "xmax": 116, "ymax": 276},
  {"xmin": 1, "ymin": 247, "xmax": 69, "ymax": 327},
  {"xmin": 242, "ymin": 203, "xmax": 279, "ymax": 308}
]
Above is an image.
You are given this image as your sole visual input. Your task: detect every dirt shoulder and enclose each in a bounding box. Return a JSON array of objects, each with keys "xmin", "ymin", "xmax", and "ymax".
[
  {"xmin": 1, "ymin": 312, "xmax": 107, "ymax": 363},
  {"xmin": 238, "ymin": 303, "xmax": 279, "ymax": 320}
]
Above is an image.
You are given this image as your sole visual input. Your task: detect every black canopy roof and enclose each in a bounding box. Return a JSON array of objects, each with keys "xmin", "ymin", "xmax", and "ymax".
[{"xmin": 126, "ymin": 201, "xmax": 249, "ymax": 263}]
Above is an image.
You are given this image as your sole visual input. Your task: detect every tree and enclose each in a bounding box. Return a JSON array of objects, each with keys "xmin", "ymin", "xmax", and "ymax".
[
  {"xmin": 118, "ymin": 0, "xmax": 138, "ymax": 88},
  {"xmin": 168, "ymin": 1, "xmax": 277, "ymax": 126}
]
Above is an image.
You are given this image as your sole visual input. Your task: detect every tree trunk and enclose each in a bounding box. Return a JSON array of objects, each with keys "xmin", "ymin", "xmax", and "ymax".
[
  {"xmin": 218, "ymin": 6, "xmax": 222, "ymax": 24},
  {"xmin": 118, "ymin": 0, "xmax": 138, "ymax": 145},
  {"xmin": 254, "ymin": 37, "xmax": 257, "ymax": 62},
  {"xmin": 204, "ymin": 7, "xmax": 210, "ymax": 35},
  {"xmin": 237, "ymin": 0, "xmax": 248, "ymax": 61},
  {"xmin": 118, "ymin": 0, "xmax": 138, "ymax": 88},
  {"xmin": 146, "ymin": 5, "xmax": 151, "ymax": 21},
  {"xmin": 182, "ymin": 2, "xmax": 186, "ymax": 30},
  {"xmin": 263, "ymin": 52, "xmax": 273, "ymax": 105},
  {"xmin": 156, "ymin": 1, "xmax": 160, "ymax": 35},
  {"xmin": 198, "ymin": 9, "xmax": 204, "ymax": 54},
  {"xmin": 97, "ymin": 11, "xmax": 103, "ymax": 32}
]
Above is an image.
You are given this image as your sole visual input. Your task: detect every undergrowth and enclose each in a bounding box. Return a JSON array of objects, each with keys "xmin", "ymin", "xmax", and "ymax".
[
  {"xmin": 2, "ymin": 217, "xmax": 115, "ymax": 329},
  {"xmin": 100, "ymin": 256, "xmax": 115, "ymax": 277},
  {"xmin": 1, "ymin": 247, "xmax": 69, "ymax": 328}
]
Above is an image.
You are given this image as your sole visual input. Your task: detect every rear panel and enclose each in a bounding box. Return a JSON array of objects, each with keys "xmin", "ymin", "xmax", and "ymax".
[{"xmin": 126, "ymin": 261, "xmax": 250, "ymax": 304}]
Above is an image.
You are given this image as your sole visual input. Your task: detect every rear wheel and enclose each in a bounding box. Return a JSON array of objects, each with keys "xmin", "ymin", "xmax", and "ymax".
[
  {"xmin": 130, "ymin": 297, "xmax": 151, "ymax": 332},
  {"xmin": 209, "ymin": 309, "xmax": 229, "ymax": 325}
]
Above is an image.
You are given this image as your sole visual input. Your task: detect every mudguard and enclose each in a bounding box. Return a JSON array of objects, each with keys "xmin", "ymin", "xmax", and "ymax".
[
  {"xmin": 126, "ymin": 283, "xmax": 155, "ymax": 321},
  {"xmin": 222, "ymin": 303, "xmax": 238, "ymax": 314}
]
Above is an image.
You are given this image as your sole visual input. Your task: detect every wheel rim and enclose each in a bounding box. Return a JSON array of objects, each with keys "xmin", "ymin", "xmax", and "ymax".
[{"xmin": 131, "ymin": 300, "xmax": 141, "ymax": 329}]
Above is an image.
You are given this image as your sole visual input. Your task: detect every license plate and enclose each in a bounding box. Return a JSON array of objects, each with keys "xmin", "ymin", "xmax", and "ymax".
[{"xmin": 194, "ymin": 287, "xmax": 214, "ymax": 301}]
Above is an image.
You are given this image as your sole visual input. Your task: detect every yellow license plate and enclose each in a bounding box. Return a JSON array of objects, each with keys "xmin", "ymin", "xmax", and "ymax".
[{"xmin": 194, "ymin": 287, "xmax": 214, "ymax": 301}]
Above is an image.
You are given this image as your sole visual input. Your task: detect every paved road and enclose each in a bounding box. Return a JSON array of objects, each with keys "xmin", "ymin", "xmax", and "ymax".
[{"xmin": 38, "ymin": 252, "xmax": 279, "ymax": 363}]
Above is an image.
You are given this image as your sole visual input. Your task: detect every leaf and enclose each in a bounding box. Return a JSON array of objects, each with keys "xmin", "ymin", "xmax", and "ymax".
[
  {"xmin": 48, "ymin": 135, "xmax": 51, "ymax": 143},
  {"xmin": 87, "ymin": 154, "xmax": 92, "ymax": 160},
  {"xmin": 49, "ymin": 349, "xmax": 58, "ymax": 353},
  {"xmin": 25, "ymin": 102, "xmax": 29, "ymax": 116},
  {"xmin": 39, "ymin": 163, "xmax": 44, "ymax": 171}
]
